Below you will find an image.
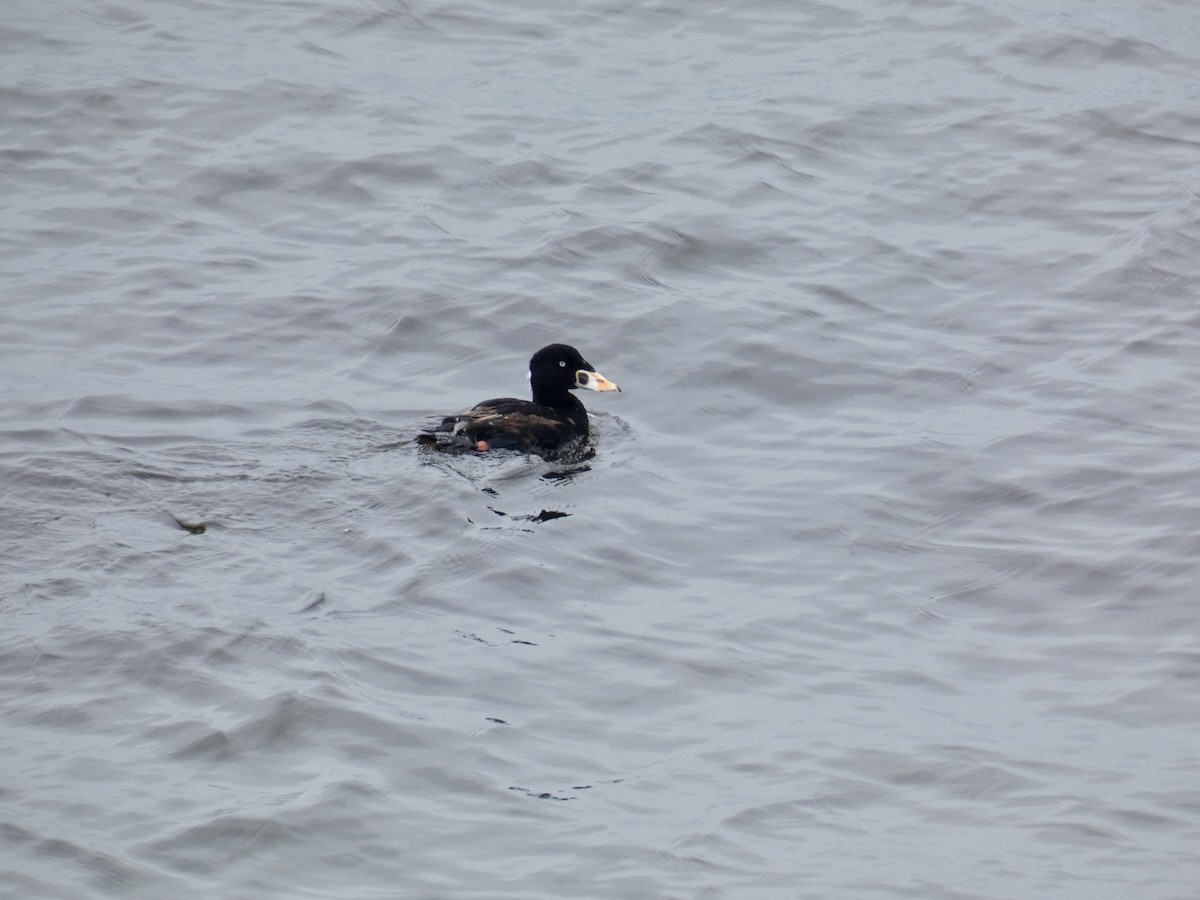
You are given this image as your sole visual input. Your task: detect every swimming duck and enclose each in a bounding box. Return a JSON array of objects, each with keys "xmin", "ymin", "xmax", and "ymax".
[{"xmin": 418, "ymin": 343, "xmax": 620, "ymax": 458}]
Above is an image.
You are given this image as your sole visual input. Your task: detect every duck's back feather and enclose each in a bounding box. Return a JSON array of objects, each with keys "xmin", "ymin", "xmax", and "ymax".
[{"xmin": 422, "ymin": 397, "xmax": 588, "ymax": 453}]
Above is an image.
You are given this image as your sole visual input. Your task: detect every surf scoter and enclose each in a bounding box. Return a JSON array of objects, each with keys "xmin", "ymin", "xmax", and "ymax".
[{"xmin": 418, "ymin": 343, "xmax": 620, "ymax": 458}]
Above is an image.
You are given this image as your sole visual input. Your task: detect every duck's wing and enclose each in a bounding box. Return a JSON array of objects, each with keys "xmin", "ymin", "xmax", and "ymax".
[
  {"xmin": 455, "ymin": 399, "xmax": 567, "ymax": 448},
  {"xmin": 418, "ymin": 399, "xmax": 574, "ymax": 452},
  {"xmin": 423, "ymin": 398, "xmax": 524, "ymax": 434}
]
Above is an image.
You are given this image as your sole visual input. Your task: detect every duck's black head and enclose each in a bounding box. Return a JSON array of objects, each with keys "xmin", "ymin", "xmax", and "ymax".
[{"xmin": 528, "ymin": 343, "xmax": 621, "ymax": 406}]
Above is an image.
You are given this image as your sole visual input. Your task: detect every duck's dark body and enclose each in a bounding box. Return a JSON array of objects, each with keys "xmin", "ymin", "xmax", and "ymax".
[
  {"xmin": 419, "ymin": 344, "xmax": 620, "ymax": 459},
  {"xmin": 432, "ymin": 395, "xmax": 590, "ymax": 454}
]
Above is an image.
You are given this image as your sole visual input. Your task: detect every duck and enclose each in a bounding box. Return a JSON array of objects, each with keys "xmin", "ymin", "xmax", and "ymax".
[{"xmin": 418, "ymin": 344, "xmax": 621, "ymax": 458}]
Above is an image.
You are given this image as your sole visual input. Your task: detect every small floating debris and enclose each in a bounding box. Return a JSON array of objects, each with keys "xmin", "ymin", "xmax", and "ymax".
[
  {"xmin": 172, "ymin": 516, "xmax": 207, "ymax": 534},
  {"xmin": 299, "ymin": 592, "xmax": 329, "ymax": 613}
]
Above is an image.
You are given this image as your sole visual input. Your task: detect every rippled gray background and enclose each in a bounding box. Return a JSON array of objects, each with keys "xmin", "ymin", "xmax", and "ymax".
[{"xmin": 4, "ymin": 0, "xmax": 1200, "ymax": 897}]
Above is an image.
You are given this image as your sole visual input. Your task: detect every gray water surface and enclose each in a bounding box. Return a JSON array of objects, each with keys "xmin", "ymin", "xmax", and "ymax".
[{"xmin": 3, "ymin": 1, "xmax": 1200, "ymax": 897}]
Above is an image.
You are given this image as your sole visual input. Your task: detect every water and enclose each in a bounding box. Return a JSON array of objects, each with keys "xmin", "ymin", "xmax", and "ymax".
[{"xmin": 3, "ymin": 0, "xmax": 1200, "ymax": 897}]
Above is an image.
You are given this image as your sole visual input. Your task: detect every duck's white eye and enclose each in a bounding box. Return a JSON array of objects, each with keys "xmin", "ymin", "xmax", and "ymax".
[{"xmin": 559, "ymin": 360, "xmax": 566, "ymax": 367}]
